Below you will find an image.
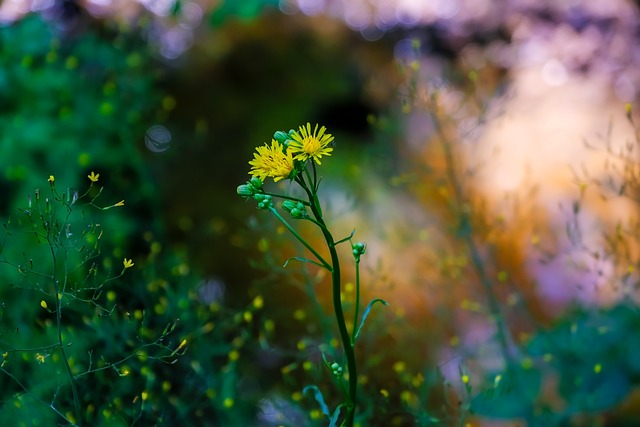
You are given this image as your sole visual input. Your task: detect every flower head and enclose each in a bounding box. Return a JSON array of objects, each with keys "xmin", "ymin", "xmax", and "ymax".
[
  {"xmin": 249, "ymin": 139, "xmax": 295, "ymax": 182},
  {"xmin": 123, "ymin": 258, "xmax": 134, "ymax": 269},
  {"xmin": 288, "ymin": 123, "xmax": 334, "ymax": 165},
  {"xmin": 114, "ymin": 200, "xmax": 125, "ymax": 207},
  {"xmin": 88, "ymin": 171, "xmax": 99, "ymax": 182}
]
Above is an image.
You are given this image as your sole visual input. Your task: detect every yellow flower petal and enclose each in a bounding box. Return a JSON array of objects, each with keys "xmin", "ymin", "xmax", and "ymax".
[
  {"xmin": 248, "ymin": 139, "xmax": 295, "ymax": 182},
  {"xmin": 288, "ymin": 123, "xmax": 334, "ymax": 165}
]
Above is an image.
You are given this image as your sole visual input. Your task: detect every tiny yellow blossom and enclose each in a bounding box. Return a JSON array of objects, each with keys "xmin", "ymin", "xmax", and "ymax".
[
  {"xmin": 36, "ymin": 353, "xmax": 46, "ymax": 364},
  {"xmin": 123, "ymin": 258, "xmax": 134, "ymax": 269},
  {"xmin": 178, "ymin": 339, "xmax": 187, "ymax": 350},
  {"xmin": 288, "ymin": 122, "xmax": 334, "ymax": 165},
  {"xmin": 114, "ymin": 200, "xmax": 125, "ymax": 207},
  {"xmin": 392, "ymin": 361, "xmax": 406, "ymax": 373},
  {"xmin": 252, "ymin": 295, "xmax": 264, "ymax": 309},
  {"xmin": 87, "ymin": 171, "xmax": 99, "ymax": 182},
  {"xmin": 40, "ymin": 300, "xmax": 48, "ymax": 309},
  {"xmin": 48, "ymin": 175, "xmax": 55, "ymax": 183}
]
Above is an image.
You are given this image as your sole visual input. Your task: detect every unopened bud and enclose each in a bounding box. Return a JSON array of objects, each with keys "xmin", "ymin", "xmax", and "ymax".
[
  {"xmin": 237, "ymin": 183, "xmax": 255, "ymax": 198},
  {"xmin": 282, "ymin": 200, "xmax": 307, "ymax": 219},
  {"xmin": 249, "ymin": 177, "xmax": 263, "ymax": 190},
  {"xmin": 273, "ymin": 131, "xmax": 289, "ymax": 144},
  {"xmin": 352, "ymin": 242, "xmax": 366, "ymax": 256}
]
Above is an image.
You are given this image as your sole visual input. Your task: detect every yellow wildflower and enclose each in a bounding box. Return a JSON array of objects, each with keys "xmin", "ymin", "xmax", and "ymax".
[
  {"xmin": 288, "ymin": 123, "xmax": 334, "ymax": 165},
  {"xmin": 114, "ymin": 200, "xmax": 125, "ymax": 207},
  {"xmin": 248, "ymin": 139, "xmax": 294, "ymax": 182},
  {"xmin": 87, "ymin": 171, "xmax": 99, "ymax": 182},
  {"xmin": 36, "ymin": 353, "xmax": 46, "ymax": 364},
  {"xmin": 123, "ymin": 258, "xmax": 134, "ymax": 269},
  {"xmin": 48, "ymin": 175, "xmax": 55, "ymax": 183}
]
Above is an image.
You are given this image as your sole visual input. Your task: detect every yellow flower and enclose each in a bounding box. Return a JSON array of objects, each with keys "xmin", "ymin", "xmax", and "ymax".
[
  {"xmin": 48, "ymin": 175, "xmax": 55, "ymax": 183},
  {"xmin": 87, "ymin": 171, "xmax": 99, "ymax": 182},
  {"xmin": 36, "ymin": 353, "xmax": 46, "ymax": 364},
  {"xmin": 123, "ymin": 258, "xmax": 134, "ymax": 269},
  {"xmin": 288, "ymin": 123, "xmax": 334, "ymax": 165},
  {"xmin": 248, "ymin": 139, "xmax": 294, "ymax": 182},
  {"xmin": 114, "ymin": 200, "xmax": 125, "ymax": 207}
]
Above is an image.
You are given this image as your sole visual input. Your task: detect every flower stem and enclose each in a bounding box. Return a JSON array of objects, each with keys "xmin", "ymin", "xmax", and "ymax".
[
  {"xmin": 306, "ymin": 190, "xmax": 357, "ymax": 426},
  {"xmin": 351, "ymin": 258, "xmax": 361, "ymax": 346}
]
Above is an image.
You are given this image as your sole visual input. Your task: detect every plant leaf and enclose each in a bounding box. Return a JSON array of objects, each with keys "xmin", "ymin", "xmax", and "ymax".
[
  {"xmin": 283, "ymin": 256, "xmax": 326, "ymax": 269},
  {"xmin": 329, "ymin": 403, "xmax": 346, "ymax": 427},
  {"xmin": 354, "ymin": 298, "xmax": 388, "ymax": 342},
  {"xmin": 303, "ymin": 385, "xmax": 330, "ymax": 417},
  {"xmin": 334, "ymin": 229, "xmax": 356, "ymax": 245}
]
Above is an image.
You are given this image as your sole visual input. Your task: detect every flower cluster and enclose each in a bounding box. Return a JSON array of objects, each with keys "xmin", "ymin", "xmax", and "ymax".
[{"xmin": 245, "ymin": 123, "xmax": 334, "ymax": 186}]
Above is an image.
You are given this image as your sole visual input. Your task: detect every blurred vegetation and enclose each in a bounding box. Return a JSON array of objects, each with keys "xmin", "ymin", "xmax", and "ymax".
[{"xmin": 1, "ymin": 3, "xmax": 640, "ymax": 426}]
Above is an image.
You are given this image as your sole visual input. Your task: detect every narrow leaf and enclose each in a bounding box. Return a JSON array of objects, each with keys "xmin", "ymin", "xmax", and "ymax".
[
  {"xmin": 329, "ymin": 403, "xmax": 346, "ymax": 427},
  {"xmin": 354, "ymin": 298, "xmax": 389, "ymax": 342},
  {"xmin": 303, "ymin": 385, "xmax": 330, "ymax": 417},
  {"xmin": 283, "ymin": 256, "xmax": 327, "ymax": 269},
  {"xmin": 334, "ymin": 229, "xmax": 356, "ymax": 245}
]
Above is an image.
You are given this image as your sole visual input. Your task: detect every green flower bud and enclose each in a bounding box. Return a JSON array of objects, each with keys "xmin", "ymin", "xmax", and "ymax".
[
  {"xmin": 237, "ymin": 183, "xmax": 254, "ymax": 198},
  {"xmin": 256, "ymin": 194, "xmax": 273, "ymax": 210},
  {"xmin": 250, "ymin": 177, "xmax": 263, "ymax": 190},
  {"xmin": 282, "ymin": 200, "xmax": 308, "ymax": 219},
  {"xmin": 352, "ymin": 242, "xmax": 366, "ymax": 257},
  {"xmin": 330, "ymin": 362, "xmax": 343, "ymax": 376},
  {"xmin": 273, "ymin": 131, "xmax": 289, "ymax": 144},
  {"xmin": 282, "ymin": 200, "xmax": 297, "ymax": 213}
]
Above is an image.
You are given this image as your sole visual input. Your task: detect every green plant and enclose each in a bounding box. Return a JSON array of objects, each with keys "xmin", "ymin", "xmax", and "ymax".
[
  {"xmin": 237, "ymin": 123, "xmax": 388, "ymax": 426},
  {"xmin": 0, "ymin": 173, "xmax": 186, "ymax": 426}
]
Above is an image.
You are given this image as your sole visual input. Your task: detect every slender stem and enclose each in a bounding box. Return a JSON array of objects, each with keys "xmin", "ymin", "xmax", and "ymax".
[
  {"xmin": 311, "ymin": 161, "xmax": 319, "ymax": 192},
  {"xmin": 269, "ymin": 207, "xmax": 331, "ymax": 270},
  {"xmin": 0, "ymin": 367, "xmax": 76, "ymax": 426},
  {"xmin": 351, "ymin": 259, "xmax": 361, "ymax": 346},
  {"xmin": 305, "ymin": 188, "xmax": 357, "ymax": 426},
  {"xmin": 261, "ymin": 191, "xmax": 311, "ymax": 205},
  {"xmin": 49, "ymin": 242, "xmax": 82, "ymax": 425}
]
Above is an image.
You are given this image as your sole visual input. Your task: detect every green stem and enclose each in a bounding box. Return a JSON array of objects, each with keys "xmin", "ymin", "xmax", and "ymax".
[
  {"xmin": 351, "ymin": 259, "xmax": 361, "ymax": 346},
  {"xmin": 305, "ymin": 188, "xmax": 357, "ymax": 426},
  {"xmin": 261, "ymin": 191, "xmax": 311, "ymax": 205},
  {"xmin": 49, "ymin": 243, "xmax": 81, "ymax": 426},
  {"xmin": 269, "ymin": 207, "xmax": 331, "ymax": 270}
]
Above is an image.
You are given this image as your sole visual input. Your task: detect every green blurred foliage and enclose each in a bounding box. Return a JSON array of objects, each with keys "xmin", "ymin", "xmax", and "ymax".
[{"xmin": 0, "ymin": 15, "xmax": 164, "ymax": 253}]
